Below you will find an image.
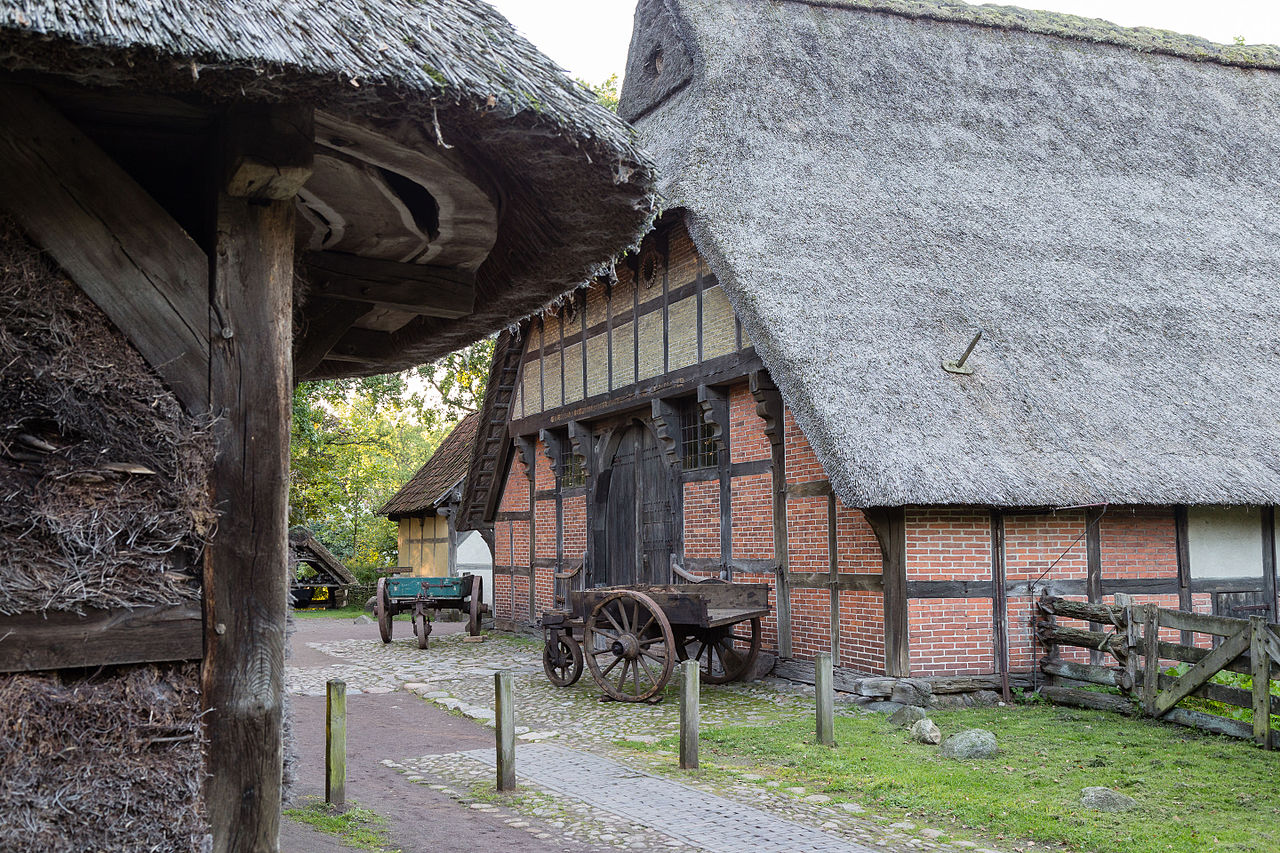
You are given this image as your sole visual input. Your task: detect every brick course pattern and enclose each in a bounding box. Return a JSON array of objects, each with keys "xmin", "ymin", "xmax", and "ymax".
[
  {"xmin": 908, "ymin": 597, "xmax": 995, "ymax": 675},
  {"xmin": 683, "ymin": 481, "xmax": 720, "ymax": 559},
  {"xmin": 731, "ymin": 473, "xmax": 774, "ymax": 559},
  {"xmin": 729, "ymin": 384, "xmax": 771, "ymax": 464}
]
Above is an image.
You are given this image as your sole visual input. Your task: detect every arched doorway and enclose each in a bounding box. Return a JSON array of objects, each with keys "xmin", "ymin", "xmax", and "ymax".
[{"xmin": 597, "ymin": 420, "xmax": 673, "ymax": 587}]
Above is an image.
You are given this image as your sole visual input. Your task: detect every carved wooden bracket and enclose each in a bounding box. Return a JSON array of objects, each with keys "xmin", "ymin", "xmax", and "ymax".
[
  {"xmin": 538, "ymin": 429, "xmax": 564, "ymax": 479},
  {"xmin": 514, "ymin": 435, "xmax": 536, "ymax": 481},
  {"xmin": 567, "ymin": 420, "xmax": 592, "ymax": 475},
  {"xmin": 650, "ymin": 398, "xmax": 682, "ymax": 467},
  {"xmin": 749, "ymin": 369, "xmax": 784, "ymax": 447},
  {"xmin": 697, "ymin": 384, "xmax": 729, "ymax": 452}
]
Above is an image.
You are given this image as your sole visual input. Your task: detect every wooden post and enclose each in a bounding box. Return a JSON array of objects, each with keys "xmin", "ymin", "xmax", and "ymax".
[
  {"xmin": 1174, "ymin": 507, "xmax": 1194, "ymax": 646},
  {"xmin": 680, "ymin": 659, "xmax": 700, "ymax": 769},
  {"xmin": 1142, "ymin": 605, "xmax": 1159, "ymax": 716},
  {"xmin": 990, "ymin": 510, "xmax": 1010, "ymax": 702},
  {"xmin": 816, "ymin": 651, "xmax": 835, "ymax": 746},
  {"xmin": 495, "ymin": 671, "xmax": 516, "ymax": 790},
  {"xmin": 1115, "ymin": 594, "xmax": 1138, "ymax": 694},
  {"xmin": 1251, "ymin": 616, "xmax": 1271, "ymax": 749},
  {"xmin": 326, "ymin": 680, "xmax": 347, "ymax": 807},
  {"xmin": 202, "ymin": 104, "xmax": 310, "ymax": 853},
  {"xmin": 1085, "ymin": 507, "xmax": 1104, "ymax": 666}
]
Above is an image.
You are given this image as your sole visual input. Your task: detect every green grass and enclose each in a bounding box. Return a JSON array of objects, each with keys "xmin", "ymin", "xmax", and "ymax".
[
  {"xmin": 284, "ymin": 799, "xmax": 400, "ymax": 852},
  {"xmin": 292, "ymin": 603, "xmax": 371, "ymax": 620},
  {"xmin": 624, "ymin": 703, "xmax": 1280, "ymax": 853}
]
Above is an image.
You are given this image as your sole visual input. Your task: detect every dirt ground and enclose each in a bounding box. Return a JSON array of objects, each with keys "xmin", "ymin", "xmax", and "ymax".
[{"xmin": 283, "ymin": 616, "xmax": 609, "ymax": 853}]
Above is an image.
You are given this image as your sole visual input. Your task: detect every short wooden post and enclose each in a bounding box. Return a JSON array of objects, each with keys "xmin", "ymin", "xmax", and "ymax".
[
  {"xmin": 1250, "ymin": 617, "xmax": 1271, "ymax": 749},
  {"xmin": 495, "ymin": 671, "xmax": 516, "ymax": 790},
  {"xmin": 816, "ymin": 651, "xmax": 835, "ymax": 746},
  {"xmin": 1115, "ymin": 594, "xmax": 1138, "ymax": 694},
  {"xmin": 326, "ymin": 679, "xmax": 347, "ymax": 807},
  {"xmin": 1142, "ymin": 605, "xmax": 1160, "ymax": 716},
  {"xmin": 680, "ymin": 659, "xmax": 700, "ymax": 769}
]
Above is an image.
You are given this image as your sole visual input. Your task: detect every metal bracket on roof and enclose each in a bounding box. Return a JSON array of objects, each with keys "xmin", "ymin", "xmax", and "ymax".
[{"xmin": 942, "ymin": 329, "xmax": 983, "ymax": 375}]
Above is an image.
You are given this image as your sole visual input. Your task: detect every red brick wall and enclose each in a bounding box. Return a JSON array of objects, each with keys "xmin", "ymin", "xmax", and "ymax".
[
  {"xmin": 563, "ymin": 495, "xmax": 587, "ymax": 565},
  {"xmin": 784, "ymin": 407, "xmax": 824, "ymax": 484},
  {"xmin": 786, "ymin": 495, "xmax": 828, "ymax": 574},
  {"xmin": 729, "ymin": 384, "xmax": 771, "ymax": 464},
  {"xmin": 908, "ymin": 598, "xmax": 996, "ymax": 675},
  {"xmin": 839, "ymin": 590, "xmax": 884, "ymax": 674},
  {"xmin": 1100, "ymin": 507, "xmax": 1177, "ymax": 581},
  {"xmin": 500, "ymin": 454, "xmax": 529, "ymax": 512},
  {"xmin": 789, "ymin": 587, "xmax": 832, "ymax": 659},
  {"xmin": 731, "ymin": 473, "xmax": 774, "ymax": 558},
  {"xmin": 1004, "ymin": 511, "xmax": 1088, "ymax": 670},
  {"xmin": 734, "ymin": 570, "xmax": 778, "ymax": 651},
  {"xmin": 683, "ymin": 481, "xmax": 720, "ymax": 559},
  {"xmin": 905, "ymin": 509, "xmax": 992, "ymax": 675},
  {"xmin": 513, "ymin": 575, "xmax": 530, "ymax": 621}
]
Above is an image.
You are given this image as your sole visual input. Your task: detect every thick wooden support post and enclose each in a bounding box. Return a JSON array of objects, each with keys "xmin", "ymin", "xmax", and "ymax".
[
  {"xmin": 495, "ymin": 671, "xmax": 516, "ymax": 790},
  {"xmin": 1085, "ymin": 507, "xmax": 1104, "ymax": 666},
  {"xmin": 1251, "ymin": 617, "xmax": 1271, "ymax": 749},
  {"xmin": 203, "ymin": 105, "xmax": 309, "ymax": 853},
  {"xmin": 991, "ymin": 511, "xmax": 1010, "ymax": 702},
  {"xmin": 815, "ymin": 651, "xmax": 835, "ymax": 746},
  {"xmin": 326, "ymin": 680, "xmax": 347, "ymax": 807},
  {"xmin": 1263, "ymin": 508, "xmax": 1277, "ymax": 623},
  {"xmin": 867, "ymin": 507, "xmax": 909, "ymax": 677},
  {"xmin": 680, "ymin": 659, "xmax": 700, "ymax": 769},
  {"xmin": 1174, "ymin": 507, "xmax": 1194, "ymax": 646}
]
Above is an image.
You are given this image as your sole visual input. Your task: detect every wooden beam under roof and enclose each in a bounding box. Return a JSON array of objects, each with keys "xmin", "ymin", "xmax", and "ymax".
[{"xmin": 304, "ymin": 250, "xmax": 475, "ymax": 318}]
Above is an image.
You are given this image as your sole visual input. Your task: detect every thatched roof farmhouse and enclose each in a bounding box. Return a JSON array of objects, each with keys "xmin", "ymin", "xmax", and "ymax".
[
  {"xmin": 464, "ymin": 0, "xmax": 1279, "ymax": 699},
  {"xmin": 0, "ymin": 1, "xmax": 655, "ymax": 850}
]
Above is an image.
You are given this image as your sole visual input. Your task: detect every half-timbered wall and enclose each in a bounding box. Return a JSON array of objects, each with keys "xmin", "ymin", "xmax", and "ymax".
[
  {"xmin": 487, "ymin": 213, "xmax": 1280, "ymax": 680},
  {"xmin": 397, "ymin": 514, "xmax": 450, "ymax": 577}
]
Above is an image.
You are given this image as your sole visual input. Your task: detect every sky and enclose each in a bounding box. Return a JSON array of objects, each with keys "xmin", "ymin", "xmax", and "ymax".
[{"xmin": 487, "ymin": 0, "xmax": 1280, "ymax": 84}]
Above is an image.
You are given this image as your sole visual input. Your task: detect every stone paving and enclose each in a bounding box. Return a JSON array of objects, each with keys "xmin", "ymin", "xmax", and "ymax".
[{"xmin": 288, "ymin": 628, "xmax": 1009, "ymax": 853}]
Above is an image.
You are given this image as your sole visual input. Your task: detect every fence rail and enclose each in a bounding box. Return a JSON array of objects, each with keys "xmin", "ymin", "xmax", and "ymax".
[{"xmin": 1035, "ymin": 595, "xmax": 1280, "ymax": 749}]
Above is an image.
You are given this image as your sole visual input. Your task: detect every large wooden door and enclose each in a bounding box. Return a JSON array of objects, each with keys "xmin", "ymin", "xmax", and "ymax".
[{"xmin": 600, "ymin": 421, "xmax": 672, "ymax": 587}]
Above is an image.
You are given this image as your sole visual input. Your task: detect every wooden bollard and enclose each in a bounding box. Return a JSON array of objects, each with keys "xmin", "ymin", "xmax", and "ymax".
[
  {"xmin": 495, "ymin": 671, "xmax": 516, "ymax": 791},
  {"xmin": 326, "ymin": 679, "xmax": 346, "ymax": 808},
  {"xmin": 816, "ymin": 651, "xmax": 835, "ymax": 746},
  {"xmin": 680, "ymin": 659, "xmax": 699, "ymax": 770}
]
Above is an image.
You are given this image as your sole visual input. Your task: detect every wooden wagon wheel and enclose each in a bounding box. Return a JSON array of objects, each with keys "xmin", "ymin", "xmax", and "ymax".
[
  {"xmin": 583, "ymin": 590, "xmax": 675, "ymax": 702},
  {"xmin": 677, "ymin": 618, "xmax": 762, "ymax": 684},
  {"xmin": 375, "ymin": 577, "xmax": 393, "ymax": 644},
  {"xmin": 467, "ymin": 574, "xmax": 484, "ymax": 636},
  {"xmin": 543, "ymin": 632, "xmax": 584, "ymax": 687},
  {"xmin": 411, "ymin": 605, "xmax": 430, "ymax": 650}
]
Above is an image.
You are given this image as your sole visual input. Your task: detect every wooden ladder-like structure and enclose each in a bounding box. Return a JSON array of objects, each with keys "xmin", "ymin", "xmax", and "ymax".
[{"xmin": 461, "ymin": 328, "xmax": 523, "ymax": 532}]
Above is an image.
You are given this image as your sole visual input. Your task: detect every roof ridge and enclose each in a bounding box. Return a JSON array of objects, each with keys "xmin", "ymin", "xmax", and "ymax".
[{"xmin": 790, "ymin": 0, "xmax": 1280, "ymax": 70}]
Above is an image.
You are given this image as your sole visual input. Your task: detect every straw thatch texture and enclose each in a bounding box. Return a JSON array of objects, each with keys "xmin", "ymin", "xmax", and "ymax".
[
  {"xmin": 0, "ymin": 663, "xmax": 208, "ymax": 852},
  {"xmin": 0, "ymin": 216, "xmax": 214, "ymax": 615},
  {"xmin": 0, "ymin": 0, "xmax": 658, "ymax": 377},
  {"xmin": 626, "ymin": 0, "xmax": 1280, "ymax": 508}
]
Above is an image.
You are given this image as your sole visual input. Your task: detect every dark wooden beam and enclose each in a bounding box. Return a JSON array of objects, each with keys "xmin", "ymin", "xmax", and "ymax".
[
  {"xmin": 991, "ymin": 510, "xmax": 1010, "ymax": 702},
  {"xmin": 224, "ymin": 104, "xmax": 314, "ymax": 201},
  {"xmin": 749, "ymin": 369, "xmax": 784, "ymax": 446},
  {"xmin": 866, "ymin": 506, "xmax": 909, "ymax": 677},
  {"xmin": 1174, "ymin": 506, "xmax": 1194, "ymax": 645},
  {"xmin": 0, "ymin": 84, "xmax": 210, "ymax": 413},
  {"xmin": 294, "ymin": 296, "xmax": 374, "ymax": 379},
  {"xmin": 304, "ymin": 250, "xmax": 475, "ymax": 318},
  {"xmin": 1263, "ymin": 507, "xmax": 1277, "ymax": 623},
  {"xmin": 203, "ymin": 106, "xmax": 309, "ymax": 853},
  {"xmin": 1085, "ymin": 507, "xmax": 1104, "ymax": 665},
  {"xmin": 0, "ymin": 605, "xmax": 202, "ymax": 673}
]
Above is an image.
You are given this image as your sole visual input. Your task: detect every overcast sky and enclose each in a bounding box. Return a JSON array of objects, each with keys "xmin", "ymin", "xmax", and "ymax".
[{"xmin": 487, "ymin": 0, "xmax": 1280, "ymax": 84}]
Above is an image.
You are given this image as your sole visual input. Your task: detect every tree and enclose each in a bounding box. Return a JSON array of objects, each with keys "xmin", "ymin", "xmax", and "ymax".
[
  {"xmin": 413, "ymin": 336, "xmax": 494, "ymax": 421},
  {"xmin": 578, "ymin": 74, "xmax": 619, "ymax": 113}
]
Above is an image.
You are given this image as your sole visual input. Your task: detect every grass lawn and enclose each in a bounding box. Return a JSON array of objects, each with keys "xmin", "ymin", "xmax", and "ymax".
[
  {"xmin": 292, "ymin": 603, "xmax": 371, "ymax": 620},
  {"xmin": 627, "ymin": 701, "xmax": 1280, "ymax": 853},
  {"xmin": 284, "ymin": 799, "xmax": 400, "ymax": 852}
]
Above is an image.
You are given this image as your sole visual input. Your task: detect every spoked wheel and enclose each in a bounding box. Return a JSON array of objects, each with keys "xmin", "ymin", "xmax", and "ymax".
[
  {"xmin": 677, "ymin": 618, "xmax": 762, "ymax": 684},
  {"xmin": 543, "ymin": 632, "xmax": 584, "ymax": 687},
  {"xmin": 583, "ymin": 590, "xmax": 675, "ymax": 702},
  {"xmin": 375, "ymin": 577, "xmax": 393, "ymax": 644},
  {"xmin": 412, "ymin": 608, "xmax": 430, "ymax": 650},
  {"xmin": 467, "ymin": 574, "xmax": 484, "ymax": 636}
]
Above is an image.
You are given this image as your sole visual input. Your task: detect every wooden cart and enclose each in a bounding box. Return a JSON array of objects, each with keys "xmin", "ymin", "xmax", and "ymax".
[
  {"xmin": 375, "ymin": 574, "xmax": 487, "ymax": 649},
  {"xmin": 540, "ymin": 581, "xmax": 769, "ymax": 702}
]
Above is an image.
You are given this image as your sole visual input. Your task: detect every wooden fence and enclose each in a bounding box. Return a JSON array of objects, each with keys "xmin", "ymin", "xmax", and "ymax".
[{"xmin": 1035, "ymin": 595, "xmax": 1280, "ymax": 749}]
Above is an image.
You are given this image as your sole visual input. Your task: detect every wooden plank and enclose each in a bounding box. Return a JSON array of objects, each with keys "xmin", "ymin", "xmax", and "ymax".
[
  {"xmin": 325, "ymin": 680, "xmax": 347, "ymax": 807},
  {"xmin": 1040, "ymin": 658, "xmax": 1128, "ymax": 689},
  {"xmin": 1157, "ymin": 607, "xmax": 1253, "ymax": 638},
  {"xmin": 1264, "ymin": 508, "xmax": 1278, "ymax": 622},
  {"xmin": 0, "ymin": 605, "xmax": 202, "ymax": 673},
  {"xmin": 1189, "ymin": 577, "xmax": 1271, "ymax": 594},
  {"xmin": 1085, "ymin": 507, "xmax": 1104, "ymax": 666},
  {"xmin": 815, "ymin": 652, "xmax": 835, "ymax": 746},
  {"xmin": 1153, "ymin": 626, "xmax": 1250, "ymax": 716},
  {"xmin": 1116, "ymin": 594, "xmax": 1139, "ymax": 695},
  {"xmin": 1251, "ymin": 617, "xmax": 1271, "ymax": 748},
  {"xmin": 679, "ymin": 660, "xmax": 700, "ymax": 769},
  {"xmin": 1175, "ymin": 506, "xmax": 1194, "ymax": 646},
  {"xmin": 294, "ymin": 296, "xmax": 374, "ymax": 379},
  {"xmin": 1153, "ymin": 670, "xmax": 1272, "ymax": 716},
  {"xmin": 203, "ymin": 110, "xmax": 303, "ymax": 853},
  {"xmin": 908, "ymin": 579, "xmax": 992, "ymax": 599},
  {"xmin": 1142, "ymin": 605, "xmax": 1159, "ymax": 715},
  {"xmin": 1037, "ymin": 623, "xmax": 1126, "ymax": 658},
  {"xmin": 1041, "ymin": 685, "xmax": 1136, "ymax": 714},
  {"xmin": 793, "ymin": 572, "xmax": 883, "ymax": 592},
  {"xmin": 496, "ymin": 671, "xmax": 516, "ymax": 790},
  {"xmin": 1041, "ymin": 596, "xmax": 1128, "ymax": 626},
  {"xmin": 787, "ymin": 480, "xmax": 833, "ymax": 498},
  {"xmin": 304, "ymin": 250, "xmax": 475, "ymax": 318},
  {"xmin": 991, "ymin": 510, "xmax": 1010, "ymax": 700},
  {"xmin": 0, "ymin": 84, "xmax": 209, "ymax": 413},
  {"xmin": 828, "ymin": 493, "xmax": 840, "ymax": 662}
]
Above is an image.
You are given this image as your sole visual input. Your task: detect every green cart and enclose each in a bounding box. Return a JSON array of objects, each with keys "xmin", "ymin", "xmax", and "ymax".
[{"xmin": 375, "ymin": 573, "xmax": 487, "ymax": 649}]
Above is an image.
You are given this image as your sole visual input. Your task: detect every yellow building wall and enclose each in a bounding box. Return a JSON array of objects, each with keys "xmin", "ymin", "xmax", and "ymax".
[{"xmin": 397, "ymin": 514, "xmax": 450, "ymax": 577}]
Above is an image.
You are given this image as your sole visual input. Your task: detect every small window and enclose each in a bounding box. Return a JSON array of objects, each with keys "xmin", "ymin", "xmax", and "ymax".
[
  {"xmin": 561, "ymin": 452, "xmax": 587, "ymax": 489},
  {"xmin": 680, "ymin": 401, "xmax": 718, "ymax": 470}
]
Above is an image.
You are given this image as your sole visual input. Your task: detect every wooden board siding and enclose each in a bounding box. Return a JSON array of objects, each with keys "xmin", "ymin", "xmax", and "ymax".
[{"xmin": 398, "ymin": 515, "xmax": 451, "ymax": 577}]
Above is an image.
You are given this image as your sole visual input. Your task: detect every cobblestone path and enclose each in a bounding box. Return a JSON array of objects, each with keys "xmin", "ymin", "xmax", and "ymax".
[
  {"xmin": 462, "ymin": 744, "xmax": 881, "ymax": 853},
  {"xmin": 289, "ymin": 627, "xmax": 1007, "ymax": 853}
]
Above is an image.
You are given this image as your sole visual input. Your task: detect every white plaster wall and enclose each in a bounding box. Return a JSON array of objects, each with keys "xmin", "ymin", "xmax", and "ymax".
[
  {"xmin": 1187, "ymin": 507, "xmax": 1263, "ymax": 579},
  {"xmin": 456, "ymin": 529, "xmax": 494, "ymax": 608}
]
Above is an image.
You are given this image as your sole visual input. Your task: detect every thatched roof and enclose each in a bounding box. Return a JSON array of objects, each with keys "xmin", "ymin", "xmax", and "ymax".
[
  {"xmin": 622, "ymin": 0, "xmax": 1280, "ymax": 508},
  {"xmin": 287, "ymin": 527, "xmax": 356, "ymax": 585},
  {"xmin": 381, "ymin": 411, "xmax": 480, "ymax": 519},
  {"xmin": 1, "ymin": 0, "xmax": 656, "ymax": 378}
]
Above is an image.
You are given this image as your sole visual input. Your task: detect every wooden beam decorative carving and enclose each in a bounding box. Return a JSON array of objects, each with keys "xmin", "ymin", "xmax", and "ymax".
[
  {"xmin": 202, "ymin": 106, "xmax": 308, "ymax": 853},
  {"xmin": 304, "ymin": 250, "xmax": 475, "ymax": 318},
  {"xmin": 697, "ymin": 384, "xmax": 729, "ymax": 450},
  {"xmin": 539, "ymin": 429, "xmax": 564, "ymax": 480},
  {"xmin": 650, "ymin": 398, "xmax": 682, "ymax": 467},
  {"xmin": 0, "ymin": 604, "xmax": 202, "ymax": 673},
  {"xmin": 567, "ymin": 420, "xmax": 592, "ymax": 473},
  {"xmin": 223, "ymin": 104, "xmax": 314, "ymax": 200},
  {"xmin": 514, "ymin": 435, "xmax": 537, "ymax": 479},
  {"xmin": 0, "ymin": 84, "xmax": 210, "ymax": 413},
  {"xmin": 749, "ymin": 369, "xmax": 784, "ymax": 446}
]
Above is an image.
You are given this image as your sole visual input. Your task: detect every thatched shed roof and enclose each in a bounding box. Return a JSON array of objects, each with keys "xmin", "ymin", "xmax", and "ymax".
[
  {"xmin": 1, "ymin": 0, "xmax": 656, "ymax": 378},
  {"xmin": 381, "ymin": 411, "xmax": 480, "ymax": 519},
  {"xmin": 287, "ymin": 527, "xmax": 356, "ymax": 585},
  {"xmin": 621, "ymin": 0, "xmax": 1280, "ymax": 509}
]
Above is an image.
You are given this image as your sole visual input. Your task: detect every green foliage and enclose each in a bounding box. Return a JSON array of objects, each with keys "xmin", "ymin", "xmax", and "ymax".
[
  {"xmin": 647, "ymin": 704, "xmax": 1280, "ymax": 853},
  {"xmin": 1163, "ymin": 662, "xmax": 1280, "ymax": 725},
  {"xmin": 411, "ymin": 337, "xmax": 494, "ymax": 422},
  {"xmin": 577, "ymin": 74, "xmax": 619, "ymax": 113}
]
